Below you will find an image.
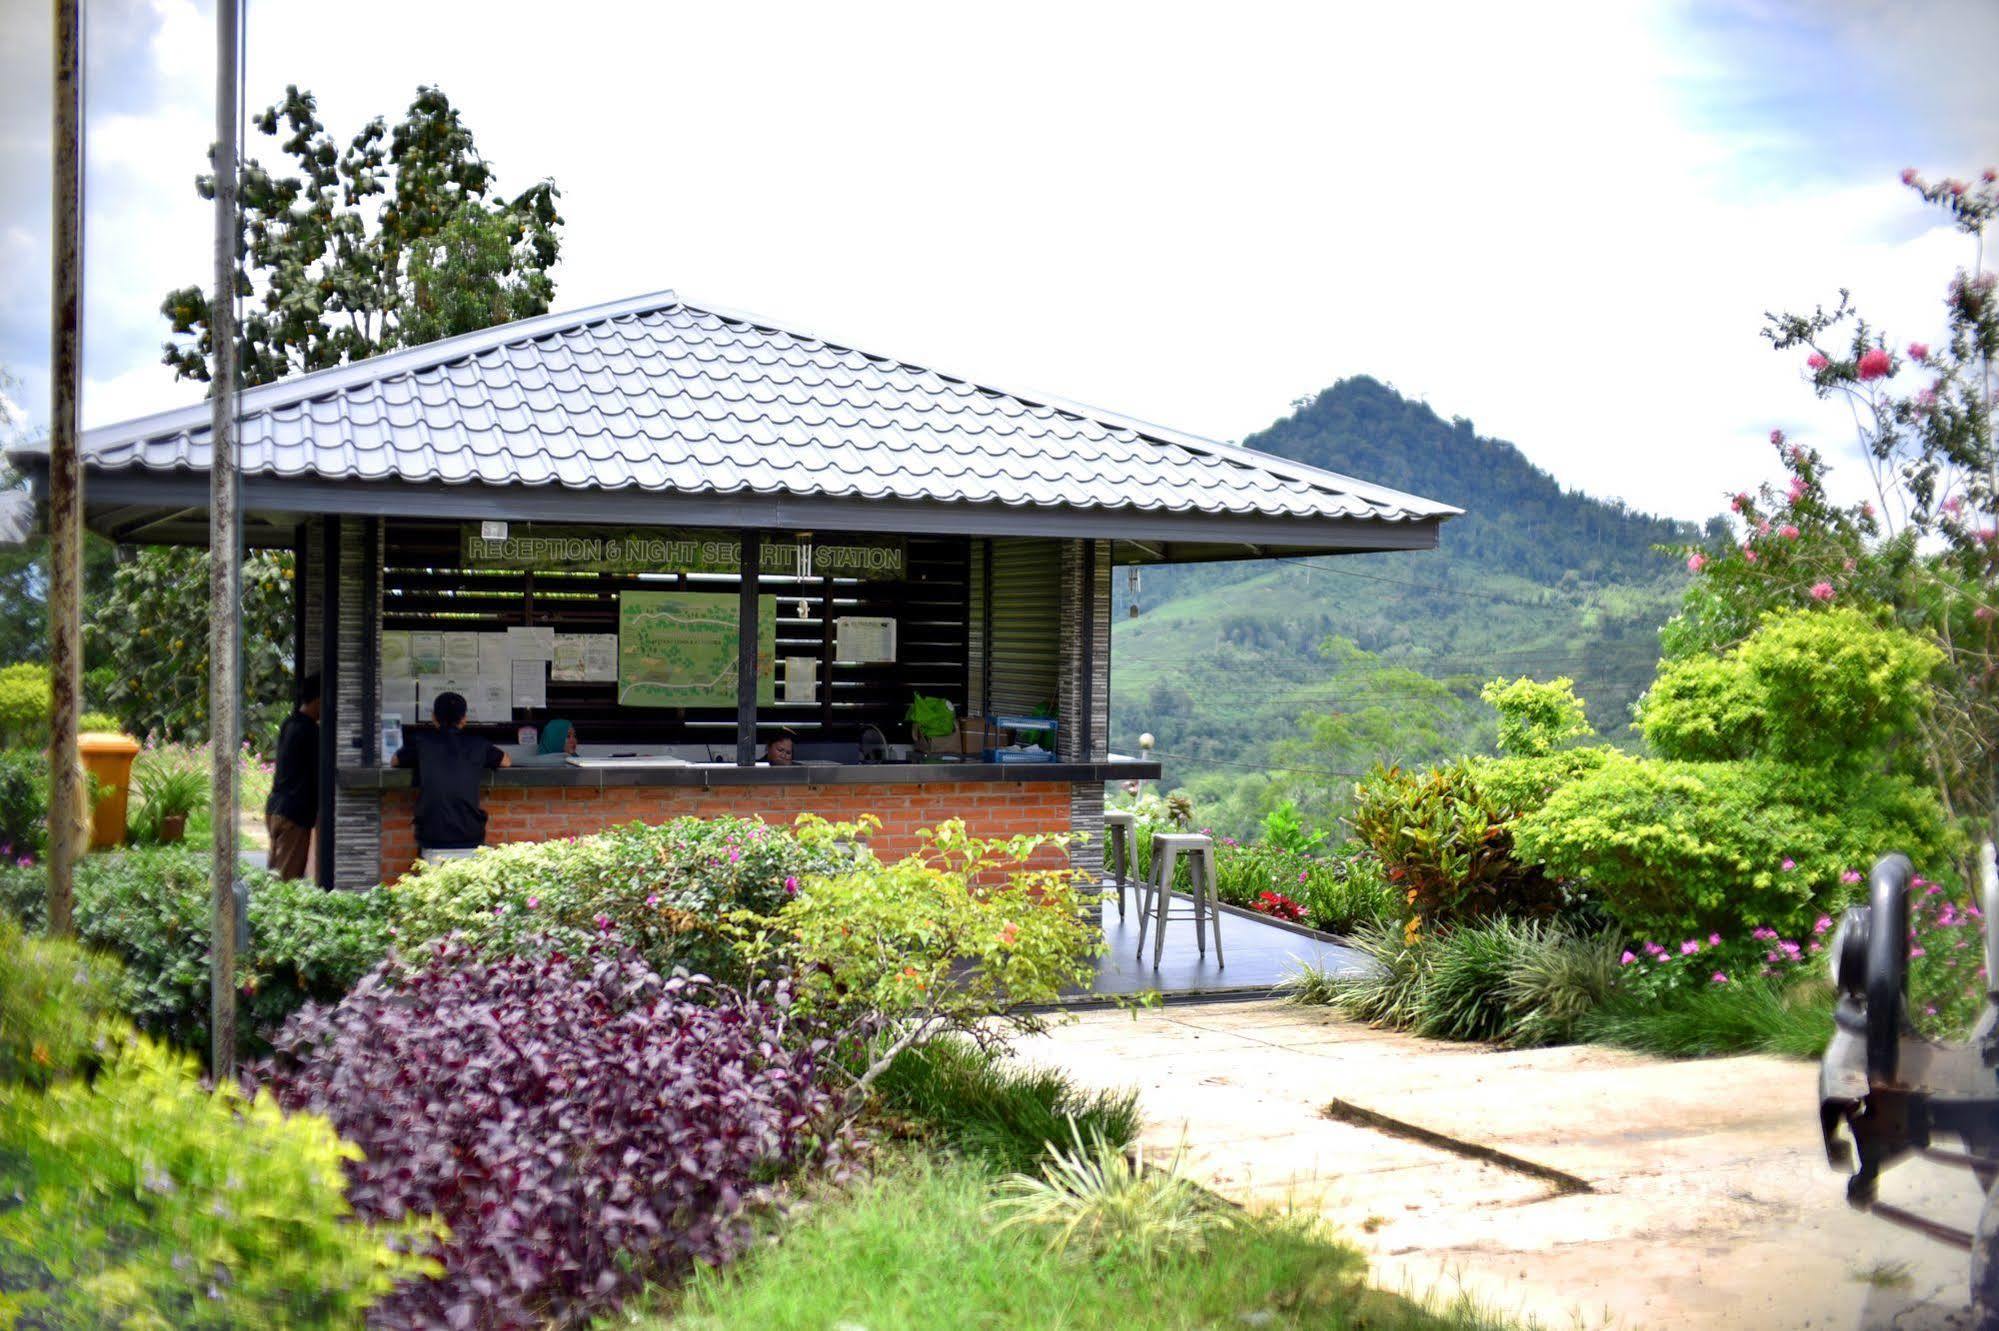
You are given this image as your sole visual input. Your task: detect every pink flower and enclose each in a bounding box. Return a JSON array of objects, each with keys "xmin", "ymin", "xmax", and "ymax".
[
  {"xmin": 1297, "ymin": 870, "xmax": 1310, "ymax": 883},
  {"xmin": 1769, "ymin": 428, "xmax": 1786, "ymax": 446},
  {"xmin": 1986, "ymin": 169, "xmax": 1998, "ymax": 184},
  {"xmin": 1680, "ymin": 939, "xmax": 1701, "ymax": 956},
  {"xmin": 1857, "ymin": 348, "xmax": 1894, "ymax": 380},
  {"xmin": 1948, "ymin": 179, "xmax": 1967, "ymax": 197},
  {"xmin": 1916, "ymin": 387, "xmax": 1938, "ymax": 410},
  {"xmin": 1620, "ymin": 950, "xmax": 1637, "ymax": 966},
  {"xmin": 1781, "ymin": 858, "xmax": 1797, "ymax": 871},
  {"xmin": 645, "ymin": 893, "xmax": 659, "ymax": 907},
  {"xmin": 1687, "ymin": 552, "xmax": 1707, "ymax": 573},
  {"xmin": 524, "ymin": 896, "xmax": 539, "ymax": 909},
  {"xmin": 1711, "ymin": 972, "xmax": 1729, "ymax": 984},
  {"xmin": 1976, "ymin": 606, "xmax": 1996, "ymax": 623},
  {"xmin": 1787, "ymin": 476, "xmax": 1807, "ymax": 503},
  {"xmin": 1909, "ymin": 342, "xmax": 1930, "ymax": 362},
  {"xmin": 1730, "ymin": 492, "xmax": 1751, "ymax": 513},
  {"xmin": 1944, "ymin": 495, "xmax": 1965, "ymax": 515},
  {"xmin": 1744, "ymin": 548, "xmax": 1759, "ymax": 564},
  {"xmin": 1841, "ymin": 870, "xmax": 1862, "ymax": 885},
  {"xmin": 1861, "ymin": 501, "xmax": 1875, "ymax": 519},
  {"xmin": 784, "ymin": 875, "xmax": 800, "ymax": 895},
  {"xmin": 1807, "ymin": 353, "xmax": 1830, "ymax": 371},
  {"xmin": 1779, "ymin": 524, "xmax": 1800, "ymax": 540},
  {"xmin": 1911, "ymin": 946, "xmax": 1927, "ymax": 959},
  {"xmin": 1809, "ymin": 581, "xmax": 1835, "ymax": 602},
  {"xmin": 1756, "ymin": 518, "xmax": 1772, "ymax": 536},
  {"xmin": 1901, "ymin": 167, "xmax": 1919, "ymax": 185}
]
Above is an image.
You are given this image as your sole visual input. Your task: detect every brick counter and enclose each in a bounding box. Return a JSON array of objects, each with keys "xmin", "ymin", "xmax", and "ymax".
[{"xmin": 373, "ymin": 779, "xmax": 1081, "ymax": 885}]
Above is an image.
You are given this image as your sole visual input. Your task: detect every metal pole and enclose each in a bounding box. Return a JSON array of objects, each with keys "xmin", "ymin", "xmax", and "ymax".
[
  {"xmin": 737, "ymin": 531, "xmax": 762, "ymax": 764},
  {"xmin": 208, "ymin": 0, "xmax": 241, "ymax": 1078},
  {"xmin": 46, "ymin": 0, "xmax": 84, "ymax": 938}
]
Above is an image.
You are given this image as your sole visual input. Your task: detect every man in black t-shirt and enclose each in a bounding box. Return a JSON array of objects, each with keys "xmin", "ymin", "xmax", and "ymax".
[
  {"xmin": 265, "ymin": 674, "xmax": 321, "ymax": 879},
  {"xmin": 392, "ymin": 691, "xmax": 511, "ymax": 852}
]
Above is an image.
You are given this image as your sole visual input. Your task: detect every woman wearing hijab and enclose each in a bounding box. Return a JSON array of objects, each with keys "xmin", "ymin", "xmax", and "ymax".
[{"xmin": 537, "ymin": 718, "xmax": 578, "ymax": 757}]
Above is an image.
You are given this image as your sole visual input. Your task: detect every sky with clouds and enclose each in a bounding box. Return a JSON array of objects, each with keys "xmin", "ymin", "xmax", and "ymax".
[{"xmin": 2, "ymin": 0, "xmax": 1995, "ymax": 521}]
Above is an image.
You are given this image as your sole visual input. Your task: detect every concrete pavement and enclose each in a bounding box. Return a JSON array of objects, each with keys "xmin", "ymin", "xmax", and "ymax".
[{"xmin": 1010, "ymin": 1000, "xmax": 1988, "ymax": 1329}]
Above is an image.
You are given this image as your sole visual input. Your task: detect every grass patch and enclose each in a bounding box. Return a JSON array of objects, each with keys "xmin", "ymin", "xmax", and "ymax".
[
  {"xmin": 870, "ymin": 1038, "xmax": 1141, "ymax": 1173},
  {"xmin": 630, "ymin": 1153, "xmax": 1529, "ymax": 1331},
  {"xmin": 1580, "ymin": 976, "xmax": 1835, "ymax": 1059}
]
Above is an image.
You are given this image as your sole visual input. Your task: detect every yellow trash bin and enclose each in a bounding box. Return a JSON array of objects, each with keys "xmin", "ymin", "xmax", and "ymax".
[{"xmin": 77, "ymin": 732, "xmax": 141, "ymax": 850}]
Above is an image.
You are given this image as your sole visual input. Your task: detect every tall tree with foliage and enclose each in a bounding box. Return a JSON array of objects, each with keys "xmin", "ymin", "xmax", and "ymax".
[
  {"xmin": 1673, "ymin": 166, "xmax": 1998, "ymax": 858},
  {"xmin": 160, "ymin": 84, "xmax": 561, "ymax": 385},
  {"xmin": 102, "ymin": 87, "xmax": 563, "ymax": 747}
]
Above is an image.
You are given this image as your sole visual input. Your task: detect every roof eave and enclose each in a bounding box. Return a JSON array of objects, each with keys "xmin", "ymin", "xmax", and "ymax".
[{"xmin": 44, "ymin": 465, "xmax": 1449, "ymax": 558}]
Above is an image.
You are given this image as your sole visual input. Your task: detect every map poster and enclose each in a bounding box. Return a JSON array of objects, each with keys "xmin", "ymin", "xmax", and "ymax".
[{"xmin": 618, "ymin": 591, "xmax": 776, "ymax": 708}]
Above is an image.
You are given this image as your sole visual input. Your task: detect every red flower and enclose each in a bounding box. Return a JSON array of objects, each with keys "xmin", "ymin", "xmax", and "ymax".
[
  {"xmin": 1909, "ymin": 341, "xmax": 1930, "ymax": 362},
  {"xmin": 1901, "ymin": 167, "xmax": 1919, "ymax": 186},
  {"xmin": 1252, "ymin": 890, "xmax": 1306, "ymax": 924},
  {"xmin": 1856, "ymin": 348, "xmax": 1893, "ymax": 380},
  {"xmin": 1806, "ymin": 353, "xmax": 1830, "ymax": 371},
  {"xmin": 1779, "ymin": 524, "xmax": 1800, "ymax": 540}
]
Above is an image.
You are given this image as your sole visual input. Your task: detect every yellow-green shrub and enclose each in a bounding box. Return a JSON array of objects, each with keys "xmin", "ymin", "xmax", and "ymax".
[
  {"xmin": 0, "ymin": 1038, "xmax": 440, "ymax": 1329},
  {"xmin": 1512, "ymin": 754, "xmax": 1953, "ymax": 938},
  {"xmin": 0, "ymin": 915, "xmax": 123, "ymax": 1088}
]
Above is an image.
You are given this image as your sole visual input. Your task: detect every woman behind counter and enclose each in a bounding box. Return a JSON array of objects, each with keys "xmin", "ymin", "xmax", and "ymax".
[{"xmin": 536, "ymin": 718, "xmax": 578, "ymax": 758}]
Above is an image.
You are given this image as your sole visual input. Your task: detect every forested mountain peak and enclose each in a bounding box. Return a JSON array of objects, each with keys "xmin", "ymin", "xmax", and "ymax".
[{"xmin": 1246, "ymin": 377, "xmax": 1709, "ymax": 587}]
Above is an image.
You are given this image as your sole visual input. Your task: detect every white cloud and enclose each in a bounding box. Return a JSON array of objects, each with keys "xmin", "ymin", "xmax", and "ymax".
[{"xmin": 4, "ymin": 0, "xmax": 1989, "ymax": 520}]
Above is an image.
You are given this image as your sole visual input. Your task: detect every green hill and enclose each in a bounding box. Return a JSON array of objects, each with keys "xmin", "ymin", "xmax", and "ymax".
[{"xmin": 1111, "ymin": 377, "xmax": 1715, "ymax": 834}]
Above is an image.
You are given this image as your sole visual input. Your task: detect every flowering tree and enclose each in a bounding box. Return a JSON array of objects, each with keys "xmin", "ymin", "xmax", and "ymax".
[{"xmin": 1673, "ymin": 168, "xmax": 1999, "ymax": 860}]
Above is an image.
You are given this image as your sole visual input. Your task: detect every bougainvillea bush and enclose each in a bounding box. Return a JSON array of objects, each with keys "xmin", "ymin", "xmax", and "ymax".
[
  {"xmin": 387, "ymin": 814, "xmax": 865, "ymax": 980},
  {"xmin": 257, "ymin": 942, "xmax": 835, "ymax": 1330}
]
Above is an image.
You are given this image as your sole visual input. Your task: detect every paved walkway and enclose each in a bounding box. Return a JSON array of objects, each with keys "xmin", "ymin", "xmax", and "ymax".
[
  {"xmin": 1011, "ymin": 1000, "xmax": 1987, "ymax": 1330},
  {"xmin": 1080, "ymin": 895, "xmax": 1365, "ymax": 1001}
]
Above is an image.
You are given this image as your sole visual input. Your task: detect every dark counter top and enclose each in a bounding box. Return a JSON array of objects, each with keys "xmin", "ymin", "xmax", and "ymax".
[{"xmin": 336, "ymin": 758, "xmax": 1160, "ymax": 791}]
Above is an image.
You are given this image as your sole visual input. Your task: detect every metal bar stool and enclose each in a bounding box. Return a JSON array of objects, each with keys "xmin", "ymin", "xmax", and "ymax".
[
  {"xmin": 1102, "ymin": 809, "xmax": 1142, "ymax": 920},
  {"xmin": 1135, "ymin": 831, "xmax": 1224, "ymax": 969}
]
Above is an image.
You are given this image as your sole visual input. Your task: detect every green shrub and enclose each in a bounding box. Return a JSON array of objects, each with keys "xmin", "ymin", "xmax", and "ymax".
[
  {"xmin": 1480, "ymin": 675, "xmax": 1594, "ymax": 757},
  {"xmin": 387, "ymin": 814, "xmax": 858, "ymax": 979},
  {"xmin": 1581, "ymin": 976, "xmax": 1834, "ymax": 1059},
  {"xmin": 779, "ymin": 821, "xmax": 1101, "ymax": 1119},
  {"xmin": 0, "ymin": 1036, "xmax": 439, "ymax": 1328},
  {"xmin": 129, "ymin": 742, "xmax": 210, "ymax": 841},
  {"xmin": 1472, "ymin": 747, "xmax": 1613, "ymax": 818},
  {"xmin": 1287, "ymin": 918, "xmax": 1622, "ymax": 1049},
  {"xmin": 0, "ymin": 915, "xmax": 125, "ymax": 1088},
  {"xmin": 1512, "ymin": 754, "xmax": 1952, "ymax": 939},
  {"xmin": 1260, "ymin": 799, "xmax": 1327, "ymax": 854},
  {"xmin": 1206, "ymin": 841, "xmax": 1389, "ymax": 934},
  {"xmin": 0, "ymin": 662, "xmax": 50, "ymax": 748},
  {"xmin": 1642, "ymin": 607, "xmax": 1940, "ymax": 771},
  {"xmin": 1639, "ymin": 653, "xmax": 1765, "ymax": 761},
  {"xmin": 873, "ymin": 1037, "xmax": 1140, "ymax": 1174},
  {"xmin": 77, "ymin": 710, "xmax": 122, "ymax": 734},
  {"xmin": 0, "ymin": 747, "xmax": 44, "ymax": 859},
  {"xmin": 0, "ymin": 847, "xmax": 394, "ymax": 1055},
  {"xmin": 1350, "ymin": 762, "xmax": 1560, "ymax": 927}
]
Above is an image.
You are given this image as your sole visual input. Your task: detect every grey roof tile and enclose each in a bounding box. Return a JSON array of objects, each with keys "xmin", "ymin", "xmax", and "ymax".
[{"xmin": 52, "ymin": 290, "xmax": 1458, "ymax": 526}]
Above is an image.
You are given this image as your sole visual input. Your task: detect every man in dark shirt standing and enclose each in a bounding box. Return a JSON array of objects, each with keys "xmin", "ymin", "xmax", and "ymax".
[
  {"xmin": 393, "ymin": 691, "xmax": 511, "ymax": 854},
  {"xmin": 265, "ymin": 674, "xmax": 321, "ymax": 880}
]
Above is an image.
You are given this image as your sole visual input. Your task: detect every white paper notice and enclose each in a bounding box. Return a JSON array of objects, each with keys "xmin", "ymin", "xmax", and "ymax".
[
  {"xmin": 381, "ymin": 676, "xmax": 418, "ymax": 721},
  {"xmin": 505, "ymin": 625, "xmax": 556, "ymax": 662},
  {"xmin": 442, "ymin": 632, "xmax": 482, "ymax": 676},
  {"xmin": 511, "ymin": 658, "xmax": 547, "ymax": 710},
  {"xmin": 473, "ymin": 676, "xmax": 513, "ymax": 724},
  {"xmin": 783, "ymin": 656, "xmax": 818, "ymax": 704},
  {"xmin": 477, "ymin": 634, "xmax": 511, "ymax": 679},
  {"xmin": 552, "ymin": 634, "xmax": 589, "ymax": 682},
  {"xmin": 408, "ymin": 632, "xmax": 446, "ymax": 675},
  {"xmin": 834, "ymin": 616, "xmax": 897, "ymax": 664},
  {"xmin": 381, "ymin": 631, "xmax": 411, "ymax": 676},
  {"xmin": 582, "ymin": 634, "xmax": 618, "ymax": 682}
]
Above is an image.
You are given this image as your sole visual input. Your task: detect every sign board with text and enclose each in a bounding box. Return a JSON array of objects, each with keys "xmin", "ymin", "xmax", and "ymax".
[{"xmin": 462, "ymin": 525, "xmax": 906, "ymax": 580}]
